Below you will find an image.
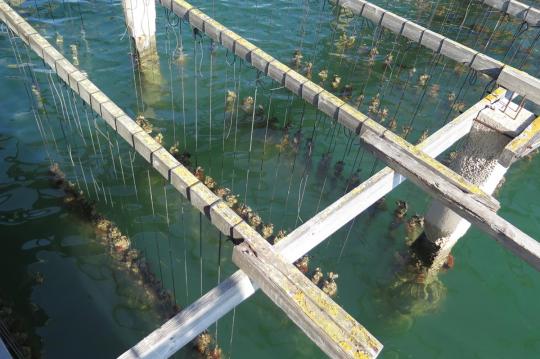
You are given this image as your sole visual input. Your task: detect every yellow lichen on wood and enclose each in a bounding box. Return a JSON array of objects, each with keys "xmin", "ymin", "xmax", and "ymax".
[{"xmin": 505, "ymin": 116, "xmax": 540, "ymax": 153}]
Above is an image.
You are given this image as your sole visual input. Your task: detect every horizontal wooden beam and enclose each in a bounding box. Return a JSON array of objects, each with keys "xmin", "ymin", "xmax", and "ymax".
[
  {"xmin": 480, "ymin": 0, "xmax": 540, "ymax": 26},
  {"xmin": 118, "ymin": 88, "xmax": 511, "ymax": 359},
  {"xmin": 0, "ymin": 2, "xmax": 381, "ymax": 358},
  {"xmin": 336, "ymin": 0, "xmax": 540, "ymax": 106},
  {"xmin": 500, "ymin": 116, "xmax": 540, "ymax": 166}
]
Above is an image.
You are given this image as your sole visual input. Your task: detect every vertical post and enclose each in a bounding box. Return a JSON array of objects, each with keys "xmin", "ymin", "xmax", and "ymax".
[
  {"xmin": 417, "ymin": 105, "xmax": 536, "ymax": 278},
  {"xmin": 122, "ymin": 0, "xmax": 162, "ymax": 89}
]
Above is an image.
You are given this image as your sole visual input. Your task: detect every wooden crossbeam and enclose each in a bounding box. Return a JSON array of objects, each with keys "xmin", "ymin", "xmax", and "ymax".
[
  {"xmin": 0, "ymin": 2, "xmax": 382, "ymax": 358},
  {"xmin": 480, "ymin": 0, "xmax": 540, "ymax": 26},
  {"xmin": 336, "ymin": 0, "xmax": 540, "ymax": 106},
  {"xmin": 500, "ymin": 116, "xmax": 540, "ymax": 166},
  {"xmin": 118, "ymin": 89, "xmax": 512, "ymax": 359}
]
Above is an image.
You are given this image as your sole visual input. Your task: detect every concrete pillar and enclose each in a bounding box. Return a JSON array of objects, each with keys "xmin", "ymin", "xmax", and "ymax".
[
  {"xmin": 417, "ymin": 103, "xmax": 536, "ymax": 278},
  {"xmin": 122, "ymin": 0, "xmax": 162, "ymax": 89}
]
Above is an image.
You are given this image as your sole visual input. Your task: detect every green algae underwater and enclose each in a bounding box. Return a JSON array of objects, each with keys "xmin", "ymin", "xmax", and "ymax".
[{"xmin": 1, "ymin": 0, "xmax": 540, "ymax": 358}]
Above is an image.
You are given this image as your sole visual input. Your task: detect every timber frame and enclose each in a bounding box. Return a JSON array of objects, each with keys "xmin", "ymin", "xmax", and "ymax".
[{"xmin": 1, "ymin": 0, "xmax": 539, "ymax": 358}]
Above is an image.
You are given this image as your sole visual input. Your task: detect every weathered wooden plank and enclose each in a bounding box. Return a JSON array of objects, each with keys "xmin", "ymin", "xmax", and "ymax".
[
  {"xmin": 497, "ymin": 66, "xmax": 540, "ymax": 107},
  {"xmin": 118, "ymin": 88, "xmax": 510, "ymax": 359},
  {"xmin": 500, "ymin": 116, "xmax": 540, "ymax": 166},
  {"xmin": 233, "ymin": 240, "xmax": 381, "ymax": 359},
  {"xmin": 480, "ymin": 0, "xmax": 540, "ymax": 26},
  {"xmin": 336, "ymin": 0, "xmax": 540, "ymax": 105},
  {"xmin": 0, "ymin": 4, "xmax": 381, "ymax": 358}
]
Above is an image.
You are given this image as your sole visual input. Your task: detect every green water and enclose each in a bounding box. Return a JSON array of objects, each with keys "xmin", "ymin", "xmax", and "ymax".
[{"xmin": 0, "ymin": 0, "xmax": 540, "ymax": 358}]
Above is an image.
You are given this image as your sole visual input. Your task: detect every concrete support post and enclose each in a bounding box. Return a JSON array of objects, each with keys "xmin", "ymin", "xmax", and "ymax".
[
  {"xmin": 419, "ymin": 105, "xmax": 536, "ymax": 277},
  {"xmin": 122, "ymin": 0, "xmax": 162, "ymax": 89}
]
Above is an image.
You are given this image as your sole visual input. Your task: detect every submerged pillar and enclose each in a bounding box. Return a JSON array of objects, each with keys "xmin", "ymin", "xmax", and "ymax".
[
  {"xmin": 122, "ymin": 0, "xmax": 162, "ymax": 87},
  {"xmin": 417, "ymin": 103, "xmax": 535, "ymax": 277}
]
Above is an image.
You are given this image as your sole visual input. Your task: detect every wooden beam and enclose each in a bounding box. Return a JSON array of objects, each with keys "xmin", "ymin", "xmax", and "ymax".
[
  {"xmin": 118, "ymin": 88, "xmax": 510, "ymax": 359},
  {"xmin": 0, "ymin": 3, "xmax": 381, "ymax": 358},
  {"xmin": 335, "ymin": 0, "xmax": 540, "ymax": 106},
  {"xmin": 500, "ymin": 116, "xmax": 540, "ymax": 166},
  {"xmin": 480, "ymin": 0, "xmax": 540, "ymax": 26}
]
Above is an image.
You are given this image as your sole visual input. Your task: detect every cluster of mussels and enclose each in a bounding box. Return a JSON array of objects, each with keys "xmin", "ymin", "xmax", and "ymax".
[
  {"xmin": 168, "ymin": 146, "xmax": 342, "ymax": 298},
  {"xmin": 0, "ymin": 298, "xmax": 37, "ymax": 359},
  {"xmin": 48, "ymin": 163, "xmax": 179, "ymax": 319},
  {"xmin": 194, "ymin": 331, "xmax": 222, "ymax": 359},
  {"xmin": 295, "ymin": 256, "xmax": 339, "ymax": 297}
]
